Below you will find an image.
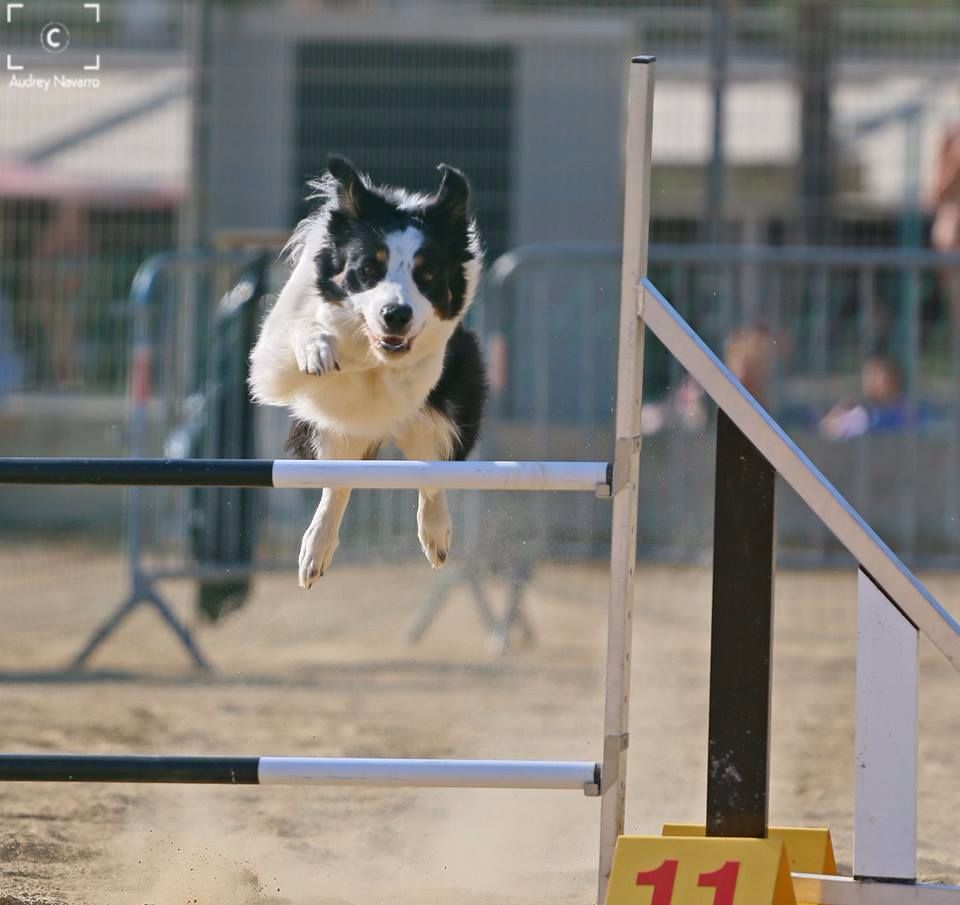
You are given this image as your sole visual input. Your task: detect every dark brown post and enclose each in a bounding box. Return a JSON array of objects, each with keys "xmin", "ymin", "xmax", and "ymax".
[{"xmin": 706, "ymin": 410, "xmax": 776, "ymax": 838}]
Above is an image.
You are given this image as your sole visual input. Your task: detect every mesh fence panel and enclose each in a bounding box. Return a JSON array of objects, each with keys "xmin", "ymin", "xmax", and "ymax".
[{"xmin": 2, "ymin": 0, "xmax": 960, "ymax": 617}]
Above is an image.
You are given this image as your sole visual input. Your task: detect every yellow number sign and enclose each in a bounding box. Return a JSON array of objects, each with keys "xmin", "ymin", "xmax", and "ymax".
[
  {"xmin": 661, "ymin": 825, "xmax": 836, "ymax": 876},
  {"xmin": 606, "ymin": 836, "xmax": 796, "ymax": 905}
]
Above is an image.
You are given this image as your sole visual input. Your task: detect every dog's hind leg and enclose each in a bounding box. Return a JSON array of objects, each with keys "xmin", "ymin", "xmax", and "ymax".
[
  {"xmin": 394, "ymin": 411, "xmax": 460, "ymax": 569},
  {"xmin": 298, "ymin": 432, "xmax": 375, "ymax": 589}
]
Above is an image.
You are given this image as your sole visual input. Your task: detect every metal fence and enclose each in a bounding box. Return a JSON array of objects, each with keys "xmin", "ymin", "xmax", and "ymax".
[
  {"xmin": 5, "ymin": 238, "xmax": 960, "ymax": 579},
  {"xmin": 485, "ymin": 242, "xmax": 960, "ymax": 565},
  {"xmin": 3, "ymin": 0, "xmax": 960, "ymax": 600}
]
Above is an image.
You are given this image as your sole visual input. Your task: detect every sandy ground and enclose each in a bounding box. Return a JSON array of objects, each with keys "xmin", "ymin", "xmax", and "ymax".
[{"xmin": 0, "ymin": 542, "xmax": 959, "ymax": 905}]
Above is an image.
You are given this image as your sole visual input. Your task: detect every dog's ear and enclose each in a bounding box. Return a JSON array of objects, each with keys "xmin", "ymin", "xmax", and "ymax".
[
  {"xmin": 427, "ymin": 163, "xmax": 471, "ymax": 223},
  {"xmin": 327, "ymin": 154, "xmax": 373, "ymax": 219}
]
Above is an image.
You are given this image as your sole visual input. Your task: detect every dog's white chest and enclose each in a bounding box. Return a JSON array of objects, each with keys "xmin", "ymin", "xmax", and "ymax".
[{"xmin": 291, "ymin": 355, "xmax": 443, "ymax": 441}]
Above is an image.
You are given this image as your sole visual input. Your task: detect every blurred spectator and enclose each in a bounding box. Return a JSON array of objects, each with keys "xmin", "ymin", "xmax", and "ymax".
[
  {"xmin": 820, "ymin": 355, "xmax": 910, "ymax": 440},
  {"xmin": 724, "ymin": 325, "xmax": 774, "ymax": 408},
  {"xmin": 930, "ymin": 123, "xmax": 960, "ymax": 348},
  {"xmin": 0, "ymin": 286, "xmax": 24, "ymax": 396},
  {"xmin": 30, "ymin": 203, "xmax": 90, "ymax": 387},
  {"xmin": 641, "ymin": 325, "xmax": 776, "ymax": 437},
  {"xmin": 640, "ymin": 375, "xmax": 707, "ymax": 436}
]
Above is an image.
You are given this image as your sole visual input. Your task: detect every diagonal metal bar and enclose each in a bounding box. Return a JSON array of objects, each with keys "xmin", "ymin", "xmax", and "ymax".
[{"xmin": 638, "ymin": 277, "xmax": 960, "ymax": 671}]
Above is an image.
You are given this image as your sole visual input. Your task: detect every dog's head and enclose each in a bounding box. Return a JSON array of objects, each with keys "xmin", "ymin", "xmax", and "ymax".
[{"xmin": 309, "ymin": 155, "xmax": 482, "ymax": 363}]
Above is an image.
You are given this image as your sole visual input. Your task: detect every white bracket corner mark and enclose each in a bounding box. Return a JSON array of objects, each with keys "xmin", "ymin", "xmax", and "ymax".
[
  {"xmin": 82, "ymin": 4, "xmax": 102, "ymax": 71},
  {"xmin": 5, "ymin": 3, "xmax": 23, "ymax": 70},
  {"xmin": 4, "ymin": 3, "xmax": 103, "ymax": 74}
]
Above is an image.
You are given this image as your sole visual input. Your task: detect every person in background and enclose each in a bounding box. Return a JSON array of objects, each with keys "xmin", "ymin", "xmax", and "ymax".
[
  {"xmin": 30, "ymin": 203, "xmax": 90, "ymax": 387},
  {"xmin": 640, "ymin": 374, "xmax": 707, "ymax": 436},
  {"xmin": 820, "ymin": 355, "xmax": 910, "ymax": 440},
  {"xmin": 930, "ymin": 123, "xmax": 960, "ymax": 350},
  {"xmin": 723, "ymin": 326, "xmax": 774, "ymax": 409},
  {"xmin": 0, "ymin": 285, "xmax": 24, "ymax": 396},
  {"xmin": 641, "ymin": 325, "xmax": 775, "ymax": 437}
]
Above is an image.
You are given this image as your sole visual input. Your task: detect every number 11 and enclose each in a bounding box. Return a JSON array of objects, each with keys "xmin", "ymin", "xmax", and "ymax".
[
  {"xmin": 635, "ymin": 858, "xmax": 740, "ymax": 904},
  {"xmin": 698, "ymin": 859, "xmax": 740, "ymax": 905}
]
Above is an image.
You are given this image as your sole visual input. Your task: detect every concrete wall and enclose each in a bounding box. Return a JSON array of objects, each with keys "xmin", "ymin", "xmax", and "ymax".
[
  {"xmin": 0, "ymin": 394, "xmax": 129, "ymax": 531},
  {"xmin": 203, "ymin": 8, "xmax": 631, "ymax": 246},
  {"xmin": 512, "ymin": 43, "xmax": 627, "ymax": 245},
  {"xmin": 206, "ymin": 11, "xmax": 293, "ymax": 234}
]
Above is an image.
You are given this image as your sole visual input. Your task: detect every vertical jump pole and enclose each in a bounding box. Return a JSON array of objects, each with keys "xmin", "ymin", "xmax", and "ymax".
[
  {"xmin": 854, "ymin": 569, "xmax": 918, "ymax": 881},
  {"xmin": 598, "ymin": 54, "xmax": 655, "ymax": 905},
  {"xmin": 706, "ymin": 412, "xmax": 776, "ymax": 836}
]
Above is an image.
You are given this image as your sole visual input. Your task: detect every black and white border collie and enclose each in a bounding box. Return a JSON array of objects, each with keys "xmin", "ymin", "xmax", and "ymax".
[{"xmin": 249, "ymin": 156, "xmax": 487, "ymax": 588}]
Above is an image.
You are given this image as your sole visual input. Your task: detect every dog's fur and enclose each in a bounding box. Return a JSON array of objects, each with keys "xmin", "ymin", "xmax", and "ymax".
[{"xmin": 248, "ymin": 156, "xmax": 487, "ymax": 587}]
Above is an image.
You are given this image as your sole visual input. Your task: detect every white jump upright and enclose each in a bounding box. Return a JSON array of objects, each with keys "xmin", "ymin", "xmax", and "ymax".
[
  {"xmin": 597, "ymin": 54, "xmax": 656, "ymax": 905},
  {"xmin": 855, "ymin": 569, "xmax": 919, "ymax": 882}
]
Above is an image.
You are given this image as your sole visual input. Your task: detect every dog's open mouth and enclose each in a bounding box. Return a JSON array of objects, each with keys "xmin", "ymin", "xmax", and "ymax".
[{"xmin": 375, "ymin": 335, "xmax": 413, "ymax": 354}]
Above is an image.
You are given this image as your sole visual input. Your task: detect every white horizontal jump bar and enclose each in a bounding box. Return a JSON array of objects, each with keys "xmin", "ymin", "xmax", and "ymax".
[
  {"xmin": 792, "ymin": 874, "xmax": 960, "ymax": 904},
  {"xmin": 257, "ymin": 757, "xmax": 599, "ymax": 792},
  {"xmin": 272, "ymin": 459, "xmax": 610, "ymax": 492}
]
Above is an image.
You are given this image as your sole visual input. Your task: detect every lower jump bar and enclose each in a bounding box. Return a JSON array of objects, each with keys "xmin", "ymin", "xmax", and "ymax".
[
  {"xmin": 0, "ymin": 458, "xmax": 611, "ymax": 493},
  {"xmin": 0, "ymin": 755, "xmax": 601, "ymax": 794}
]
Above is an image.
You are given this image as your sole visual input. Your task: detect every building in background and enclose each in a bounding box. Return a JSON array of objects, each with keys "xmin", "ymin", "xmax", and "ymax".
[
  {"xmin": 2, "ymin": 0, "xmax": 960, "ymax": 562},
  {"xmin": 199, "ymin": 1, "xmax": 960, "ymax": 252},
  {"xmin": 0, "ymin": 35, "xmax": 186, "ymax": 393}
]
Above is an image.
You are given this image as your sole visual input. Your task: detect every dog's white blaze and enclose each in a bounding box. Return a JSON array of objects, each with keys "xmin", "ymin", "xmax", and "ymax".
[
  {"xmin": 383, "ymin": 227, "xmax": 433, "ymax": 333},
  {"xmin": 348, "ymin": 226, "xmax": 446, "ymax": 349},
  {"xmin": 385, "ymin": 227, "xmax": 425, "ymax": 279}
]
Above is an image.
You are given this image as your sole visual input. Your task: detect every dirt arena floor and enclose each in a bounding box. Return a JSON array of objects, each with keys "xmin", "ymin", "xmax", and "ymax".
[{"xmin": 1, "ymin": 541, "xmax": 959, "ymax": 905}]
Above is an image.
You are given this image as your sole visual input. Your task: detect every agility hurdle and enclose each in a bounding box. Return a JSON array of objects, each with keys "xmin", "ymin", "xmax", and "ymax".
[
  {"xmin": 0, "ymin": 755, "xmax": 599, "ymax": 791},
  {"xmin": 0, "ymin": 457, "xmax": 610, "ymax": 493},
  {"xmin": 2, "ymin": 56, "xmax": 960, "ymax": 905}
]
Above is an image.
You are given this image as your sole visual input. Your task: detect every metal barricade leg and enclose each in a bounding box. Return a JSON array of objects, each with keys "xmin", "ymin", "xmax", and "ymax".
[
  {"xmin": 70, "ymin": 576, "xmax": 210, "ymax": 671},
  {"xmin": 407, "ymin": 551, "xmax": 535, "ymax": 653},
  {"xmin": 68, "ymin": 250, "xmax": 267, "ymax": 672},
  {"xmin": 69, "ymin": 589, "xmax": 143, "ymax": 670},
  {"xmin": 488, "ymin": 562, "xmax": 535, "ymax": 655}
]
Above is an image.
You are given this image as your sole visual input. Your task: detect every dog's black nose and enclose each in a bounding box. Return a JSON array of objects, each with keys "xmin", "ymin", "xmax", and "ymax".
[{"xmin": 380, "ymin": 303, "xmax": 413, "ymax": 333}]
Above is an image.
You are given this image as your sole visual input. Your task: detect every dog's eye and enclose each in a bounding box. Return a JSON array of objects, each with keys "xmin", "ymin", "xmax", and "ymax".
[
  {"xmin": 419, "ymin": 269, "xmax": 435, "ymax": 283},
  {"xmin": 359, "ymin": 261, "xmax": 379, "ymax": 282}
]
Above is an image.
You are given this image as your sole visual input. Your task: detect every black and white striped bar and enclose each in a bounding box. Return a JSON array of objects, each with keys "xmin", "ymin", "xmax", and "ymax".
[
  {"xmin": 0, "ymin": 458, "xmax": 611, "ymax": 493},
  {"xmin": 0, "ymin": 755, "xmax": 600, "ymax": 793}
]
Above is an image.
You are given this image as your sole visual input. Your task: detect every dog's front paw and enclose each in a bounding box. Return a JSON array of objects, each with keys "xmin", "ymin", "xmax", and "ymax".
[
  {"xmin": 418, "ymin": 494, "xmax": 452, "ymax": 569},
  {"xmin": 295, "ymin": 330, "xmax": 340, "ymax": 377},
  {"xmin": 298, "ymin": 525, "xmax": 339, "ymax": 589}
]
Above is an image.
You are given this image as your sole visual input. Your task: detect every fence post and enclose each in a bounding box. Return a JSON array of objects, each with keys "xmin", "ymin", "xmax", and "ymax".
[
  {"xmin": 854, "ymin": 569, "xmax": 918, "ymax": 881},
  {"xmin": 598, "ymin": 54, "xmax": 655, "ymax": 905}
]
